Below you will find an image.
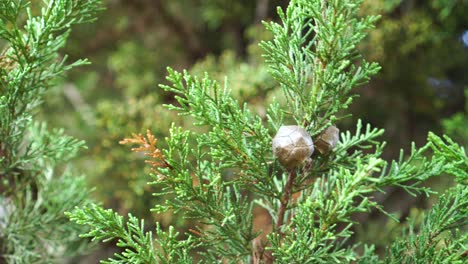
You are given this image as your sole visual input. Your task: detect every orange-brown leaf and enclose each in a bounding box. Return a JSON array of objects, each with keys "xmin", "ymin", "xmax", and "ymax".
[{"xmin": 120, "ymin": 129, "xmax": 169, "ymax": 170}]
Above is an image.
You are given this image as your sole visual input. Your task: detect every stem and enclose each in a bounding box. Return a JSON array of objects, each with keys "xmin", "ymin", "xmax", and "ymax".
[
  {"xmin": 261, "ymin": 169, "xmax": 297, "ymax": 264},
  {"xmin": 275, "ymin": 169, "xmax": 297, "ymax": 232},
  {"xmin": 255, "ymin": 0, "xmax": 270, "ymax": 23}
]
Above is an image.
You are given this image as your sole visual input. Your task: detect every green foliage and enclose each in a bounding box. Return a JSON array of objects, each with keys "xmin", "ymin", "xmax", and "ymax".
[
  {"xmin": 87, "ymin": 96, "xmax": 179, "ymax": 216},
  {"xmin": 260, "ymin": 0, "xmax": 381, "ymax": 129},
  {"xmin": 431, "ymin": 0, "xmax": 460, "ymax": 19},
  {"xmin": 190, "ymin": 48, "xmax": 275, "ymax": 106},
  {"xmin": 196, "ymin": 0, "xmax": 256, "ymax": 28},
  {"xmin": 429, "ymin": 133, "xmax": 468, "ymax": 184},
  {"xmin": 359, "ymin": 0, "xmax": 468, "ymax": 150},
  {"xmin": 67, "ymin": 204, "xmax": 194, "ymax": 264},
  {"xmin": 67, "ymin": 0, "xmax": 467, "ymax": 263},
  {"xmin": 384, "ymin": 184, "xmax": 467, "ymax": 263},
  {"xmin": 0, "ymin": 0, "xmax": 102, "ymax": 262},
  {"xmin": 36, "ymin": 1, "xmax": 468, "ymax": 234},
  {"xmin": 442, "ymin": 89, "xmax": 468, "ymax": 145},
  {"xmin": 2, "ymin": 173, "xmax": 92, "ymax": 263}
]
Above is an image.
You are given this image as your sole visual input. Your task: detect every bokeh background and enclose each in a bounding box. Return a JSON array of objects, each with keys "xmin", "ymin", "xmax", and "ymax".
[{"xmin": 36, "ymin": 0, "xmax": 467, "ymax": 261}]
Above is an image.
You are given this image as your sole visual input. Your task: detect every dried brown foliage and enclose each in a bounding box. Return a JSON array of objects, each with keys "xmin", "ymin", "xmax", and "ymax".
[{"xmin": 119, "ymin": 129, "xmax": 169, "ymax": 171}]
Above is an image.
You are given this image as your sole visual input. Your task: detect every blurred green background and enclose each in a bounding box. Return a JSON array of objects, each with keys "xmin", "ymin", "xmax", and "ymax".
[{"xmin": 36, "ymin": 0, "xmax": 467, "ymax": 261}]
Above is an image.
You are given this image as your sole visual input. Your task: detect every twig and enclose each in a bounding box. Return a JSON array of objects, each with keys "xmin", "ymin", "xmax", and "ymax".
[
  {"xmin": 275, "ymin": 169, "xmax": 297, "ymax": 232},
  {"xmin": 255, "ymin": 0, "xmax": 270, "ymax": 23},
  {"xmin": 262, "ymin": 169, "xmax": 297, "ymax": 264}
]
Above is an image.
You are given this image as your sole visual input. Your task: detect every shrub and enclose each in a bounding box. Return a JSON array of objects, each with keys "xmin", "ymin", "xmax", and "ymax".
[
  {"xmin": 63, "ymin": 0, "xmax": 468, "ymax": 263},
  {"xmin": 0, "ymin": 1, "xmax": 102, "ymax": 262}
]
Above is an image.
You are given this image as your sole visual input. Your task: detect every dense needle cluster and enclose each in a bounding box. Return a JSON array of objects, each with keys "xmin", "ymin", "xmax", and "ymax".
[{"xmin": 0, "ymin": 0, "xmax": 102, "ymax": 262}]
